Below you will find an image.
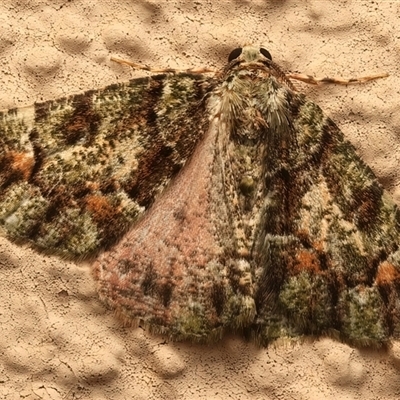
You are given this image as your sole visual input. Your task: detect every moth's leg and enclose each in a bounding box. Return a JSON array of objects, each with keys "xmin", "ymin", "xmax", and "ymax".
[
  {"xmin": 286, "ymin": 72, "xmax": 389, "ymax": 85},
  {"xmin": 110, "ymin": 56, "xmax": 215, "ymax": 74}
]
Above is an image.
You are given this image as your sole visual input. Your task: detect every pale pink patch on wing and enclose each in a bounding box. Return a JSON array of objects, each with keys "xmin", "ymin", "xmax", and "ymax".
[{"xmin": 93, "ymin": 118, "xmax": 228, "ymax": 326}]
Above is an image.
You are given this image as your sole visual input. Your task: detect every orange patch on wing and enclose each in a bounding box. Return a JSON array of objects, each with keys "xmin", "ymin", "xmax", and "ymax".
[
  {"xmin": 312, "ymin": 240, "xmax": 324, "ymax": 253},
  {"xmin": 85, "ymin": 195, "xmax": 115, "ymax": 222},
  {"xmin": 375, "ymin": 261, "xmax": 400, "ymax": 285},
  {"xmin": 8, "ymin": 151, "xmax": 35, "ymax": 180},
  {"xmin": 292, "ymin": 250, "xmax": 321, "ymax": 275}
]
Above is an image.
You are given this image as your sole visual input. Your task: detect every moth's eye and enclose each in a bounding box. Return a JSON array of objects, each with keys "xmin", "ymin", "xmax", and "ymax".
[
  {"xmin": 260, "ymin": 48, "xmax": 272, "ymax": 61},
  {"xmin": 228, "ymin": 48, "xmax": 242, "ymax": 62}
]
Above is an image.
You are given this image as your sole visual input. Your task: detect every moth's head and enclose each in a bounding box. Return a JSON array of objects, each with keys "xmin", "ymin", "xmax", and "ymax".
[
  {"xmin": 227, "ymin": 46, "xmax": 272, "ymax": 64},
  {"xmin": 224, "ymin": 45, "xmax": 294, "ymax": 91}
]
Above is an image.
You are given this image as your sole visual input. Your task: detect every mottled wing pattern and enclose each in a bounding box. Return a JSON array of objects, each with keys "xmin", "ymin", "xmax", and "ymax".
[
  {"xmin": 2, "ymin": 45, "xmax": 399, "ymax": 347},
  {"xmin": 251, "ymin": 93, "xmax": 400, "ymax": 346},
  {"xmin": 0, "ymin": 73, "xmax": 211, "ymax": 257},
  {"xmin": 94, "ymin": 46, "xmax": 400, "ymax": 347},
  {"xmin": 95, "ymin": 103, "xmax": 257, "ymax": 341}
]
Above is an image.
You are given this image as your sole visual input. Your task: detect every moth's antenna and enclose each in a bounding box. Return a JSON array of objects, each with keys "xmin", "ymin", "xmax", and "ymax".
[
  {"xmin": 110, "ymin": 56, "xmax": 215, "ymax": 74},
  {"xmin": 286, "ymin": 72, "xmax": 389, "ymax": 86}
]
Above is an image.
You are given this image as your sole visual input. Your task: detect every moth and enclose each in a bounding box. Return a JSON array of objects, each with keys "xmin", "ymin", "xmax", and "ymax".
[{"xmin": 0, "ymin": 45, "xmax": 398, "ymax": 347}]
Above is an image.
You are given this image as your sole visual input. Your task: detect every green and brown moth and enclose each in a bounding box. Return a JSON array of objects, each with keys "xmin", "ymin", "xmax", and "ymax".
[{"xmin": 0, "ymin": 45, "xmax": 397, "ymax": 347}]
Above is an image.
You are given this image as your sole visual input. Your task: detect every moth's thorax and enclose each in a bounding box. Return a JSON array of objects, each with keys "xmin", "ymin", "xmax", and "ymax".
[
  {"xmin": 206, "ymin": 48, "xmax": 298, "ymax": 259},
  {"xmin": 212, "ymin": 61, "xmax": 294, "ymax": 141}
]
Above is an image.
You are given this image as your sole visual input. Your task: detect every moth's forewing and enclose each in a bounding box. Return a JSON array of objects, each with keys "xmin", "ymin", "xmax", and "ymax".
[{"xmin": 0, "ymin": 74, "xmax": 210, "ymax": 257}]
